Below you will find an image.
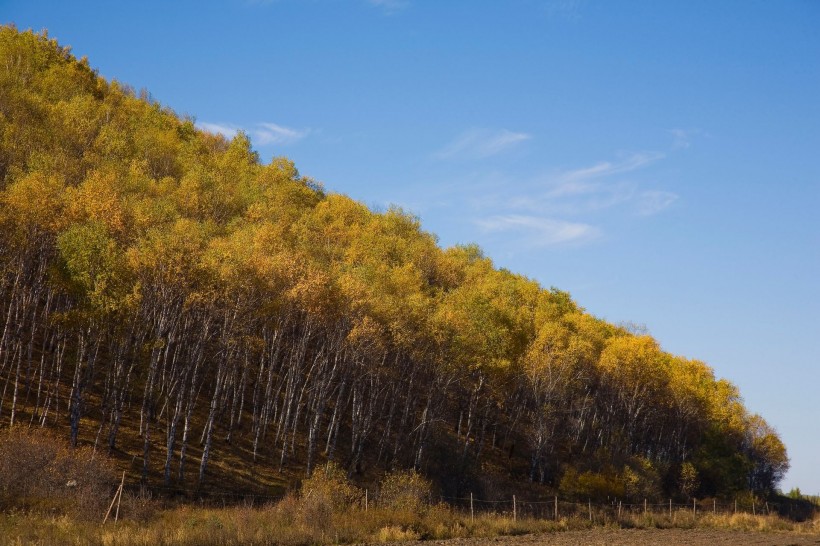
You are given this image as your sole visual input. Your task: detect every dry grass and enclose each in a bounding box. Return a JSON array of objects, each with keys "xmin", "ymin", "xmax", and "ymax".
[
  {"xmin": 0, "ymin": 503, "xmax": 566, "ymax": 546},
  {"xmin": 3, "ymin": 502, "xmax": 816, "ymax": 546}
]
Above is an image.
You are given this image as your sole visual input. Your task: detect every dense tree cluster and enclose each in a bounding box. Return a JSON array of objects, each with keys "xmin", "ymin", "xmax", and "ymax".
[{"xmin": 0, "ymin": 27, "xmax": 788, "ymax": 499}]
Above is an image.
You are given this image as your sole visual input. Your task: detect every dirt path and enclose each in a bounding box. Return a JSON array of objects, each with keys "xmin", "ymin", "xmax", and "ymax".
[{"xmin": 387, "ymin": 529, "xmax": 820, "ymax": 546}]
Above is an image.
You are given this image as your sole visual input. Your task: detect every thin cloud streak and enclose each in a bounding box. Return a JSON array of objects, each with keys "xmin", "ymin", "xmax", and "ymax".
[
  {"xmin": 253, "ymin": 122, "xmax": 310, "ymax": 145},
  {"xmin": 505, "ymin": 183, "xmax": 635, "ymax": 216},
  {"xmin": 437, "ymin": 128, "xmax": 531, "ymax": 159},
  {"xmin": 196, "ymin": 121, "xmax": 310, "ymax": 146},
  {"xmin": 401, "ymin": 147, "xmax": 677, "ymax": 252},
  {"xmin": 477, "ymin": 215, "xmax": 601, "ymax": 246},
  {"xmin": 196, "ymin": 122, "xmax": 239, "ymax": 140},
  {"xmin": 496, "ymin": 151, "xmax": 665, "ymax": 216},
  {"xmin": 555, "ymin": 151, "xmax": 665, "ymax": 186}
]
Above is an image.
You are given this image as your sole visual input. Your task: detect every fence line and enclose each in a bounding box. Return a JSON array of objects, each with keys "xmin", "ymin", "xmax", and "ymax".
[
  {"xmin": 437, "ymin": 494, "xmax": 814, "ymax": 521},
  {"xmin": 123, "ymin": 481, "xmax": 818, "ymax": 521}
]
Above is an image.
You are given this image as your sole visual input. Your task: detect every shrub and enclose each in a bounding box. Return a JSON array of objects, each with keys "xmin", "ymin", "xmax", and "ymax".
[
  {"xmin": 300, "ymin": 462, "xmax": 360, "ymax": 511},
  {"xmin": 623, "ymin": 457, "xmax": 663, "ymax": 500},
  {"xmin": 299, "ymin": 462, "xmax": 360, "ymax": 533},
  {"xmin": 559, "ymin": 468, "xmax": 625, "ymax": 500},
  {"xmin": 679, "ymin": 461, "xmax": 700, "ymax": 498},
  {"xmin": 0, "ymin": 426, "xmax": 116, "ymax": 519},
  {"xmin": 378, "ymin": 469, "xmax": 433, "ymax": 512}
]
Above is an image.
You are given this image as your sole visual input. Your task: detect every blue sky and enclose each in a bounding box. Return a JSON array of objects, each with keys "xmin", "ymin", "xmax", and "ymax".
[{"xmin": 5, "ymin": 0, "xmax": 819, "ymax": 493}]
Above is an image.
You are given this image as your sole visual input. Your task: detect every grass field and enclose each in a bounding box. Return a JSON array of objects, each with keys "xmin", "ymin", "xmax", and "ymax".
[{"xmin": 1, "ymin": 501, "xmax": 819, "ymax": 546}]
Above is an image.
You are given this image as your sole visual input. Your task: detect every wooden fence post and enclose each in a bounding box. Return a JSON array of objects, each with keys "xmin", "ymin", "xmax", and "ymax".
[
  {"xmin": 588, "ymin": 499, "xmax": 592, "ymax": 522},
  {"xmin": 103, "ymin": 472, "xmax": 125, "ymax": 525},
  {"xmin": 554, "ymin": 495, "xmax": 558, "ymax": 520},
  {"xmin": 669, "ymin": 498, "xmax": 672, "ymax": 518},
  {"xmin": 470, "ymin": 492, "xmax": 474, "ymax": 523},
  {"xmin": 513, "ymin": 495, "xmax": 516, "ymax": 522},
  {"xmin": 115, "ymin": 471, "xmax": 124, "ymax": 522}
]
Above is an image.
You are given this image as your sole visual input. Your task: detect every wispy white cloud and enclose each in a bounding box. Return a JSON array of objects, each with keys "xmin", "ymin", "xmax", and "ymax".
[
  {"xmin": 253, "ymin": 122, "xmax": 310, "ymax": 145},
  {"xmin": 394, "ymin": 140, "xmax": 681, "ymax": 254},
  {"xmin": 196, "ymin": 122, "xmax": 240, "ymax": 140},
  {"xmin": 366, "ymin": 0, "xmax": 409, "ymax": 13},
  {"xmin": 499, "ymin": 152, "xmax": 663, "ymax": 216},
  {"xmin": 553, "ymin": 151, "xmax": 664, "ymax": 187},
  {"xmin": 438, "ymin": 150, "xmax": 677, "ymax": 249},
  {"xmin": 197, "ymin": 121, "xmax": 310, "ymax": 146},
  {"xmin": 401, "ymin": 147, "xmax": 676, "ymax": 251},
  {"xmin": 437, "ymin": 128, "xmax": 532, "ymax": 159},
  {"xmin": 477, "ymin": 214, "xmax": 601, "ymax": 246},
  {"xmin": 534, "ymin": 182, "xmax": 636, "ymax": 215},
  {"xmin": 636, "ymin": 190, "xmax": 678, "ymax": 215}
]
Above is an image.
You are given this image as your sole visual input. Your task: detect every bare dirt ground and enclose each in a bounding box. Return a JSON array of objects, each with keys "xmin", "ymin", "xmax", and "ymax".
[{"xmin": 388, "ymin": 529, "xmax": 820, "ymax": 546}]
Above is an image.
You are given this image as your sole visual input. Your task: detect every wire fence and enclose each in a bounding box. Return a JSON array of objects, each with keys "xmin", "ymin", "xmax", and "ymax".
[
  {"xmin": 127, "ymin": 481, "xmax": 817, "ymax": 522},
  {"xmin": 438, "ymin": 494, "xmax": 816, "ymax": 522},
  {"xmin": 118, "ymin": 478, "xmax": 820, "ymax": 523}
]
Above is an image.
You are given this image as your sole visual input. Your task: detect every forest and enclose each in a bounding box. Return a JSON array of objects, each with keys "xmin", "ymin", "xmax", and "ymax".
[{"xmin": 0, "ymin": 26, "xmax": 789, "ymax": 504}]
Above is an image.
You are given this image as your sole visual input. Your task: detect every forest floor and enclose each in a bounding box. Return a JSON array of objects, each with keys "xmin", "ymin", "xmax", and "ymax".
[{"xmin": 382, "ymin": 529, "xmax": 820, "ymax": 546}]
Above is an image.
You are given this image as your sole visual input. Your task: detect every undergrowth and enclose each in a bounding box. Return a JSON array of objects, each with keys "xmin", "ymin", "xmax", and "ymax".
[{"xmin": 0, "ymin": 448, "xmax": 817, "ymax": 545}]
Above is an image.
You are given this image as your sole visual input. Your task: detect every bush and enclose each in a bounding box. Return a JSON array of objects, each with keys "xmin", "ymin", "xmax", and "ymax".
[
  {"xmin": 559, "ymin": 468, "xmax": 625, "ymax": 500},
  {"xmin": 378, "ymin": 469, "xmax": 433, "ymax": 512},
  {"xmin": 300, "ymin": 462, "xmax": 360, "ymax": 511},
  {"xmin": 0, "ymin": 426, "xmax": 116, "ymax": 519},
  {"xmin": 679, "ymin": 461, "xmax": 700, "ymax": 498},
  {"xmin": 299, "ymin": 462, "xmax": 360, "ymax": 533},
  {"xmin": 623, "ymin": 457, "xmax": 663, "ymax": 501}
]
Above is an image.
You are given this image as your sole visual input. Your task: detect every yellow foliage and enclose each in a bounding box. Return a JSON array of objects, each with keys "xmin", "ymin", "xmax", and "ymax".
[
  {"xmin": 1, "ymin": 171, "xmax": 68, "ymax": 233},
  {"xmin": 378, "ymin": 469, "xmax": 433, "ymax": 511}
]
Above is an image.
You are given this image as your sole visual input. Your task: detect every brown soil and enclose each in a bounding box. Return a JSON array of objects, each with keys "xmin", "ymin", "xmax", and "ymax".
[{"xmin": 385, "ymin": 529, "xmax": 820, "ymax": 546}]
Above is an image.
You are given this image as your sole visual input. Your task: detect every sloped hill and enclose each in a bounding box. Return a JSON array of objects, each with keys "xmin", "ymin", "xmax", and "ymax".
[{"xmin": 0, "ymin": 26, "xmax": 788, "ymax": 502}]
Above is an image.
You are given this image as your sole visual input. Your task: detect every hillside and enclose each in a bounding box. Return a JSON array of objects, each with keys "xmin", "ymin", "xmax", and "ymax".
[{"xmin": 0, "ymin": 26, "xmax": 788, "ymax": 502}]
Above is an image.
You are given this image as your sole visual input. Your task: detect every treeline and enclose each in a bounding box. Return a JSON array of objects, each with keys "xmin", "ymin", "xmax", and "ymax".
[{"xmin": 0, "ymin": 26, "xmax": 788, "ymax": 500}]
